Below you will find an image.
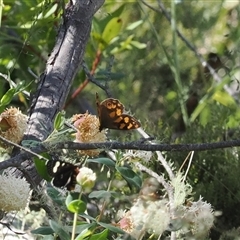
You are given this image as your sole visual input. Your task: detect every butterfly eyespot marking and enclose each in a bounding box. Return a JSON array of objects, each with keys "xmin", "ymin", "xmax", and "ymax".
[
  {"xmin": 116, "ymin": 108, "xmax": 122, "ymax": 116},
  {"xmin": 123, "ymin": 117, "xmax": 130, "ymax": 123},
  {"xmin": 106, "ymin": 102, "xmax": 113, "ymax": 108}
]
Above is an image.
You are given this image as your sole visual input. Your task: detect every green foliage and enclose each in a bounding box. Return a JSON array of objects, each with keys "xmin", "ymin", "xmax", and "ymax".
[
  {"xmin": 1, "ymin": 0, "xmax": 240, "ymax": 239},
  {"xmin": 30, "ymin": 154, "xmax": 134, "ymax": 240},
  {"xmin": 54, "ymin": 111, "xmax": 66, "ymax": 131},
  {"xmin": 86, "ymin": 157, "xmax": 115, "ymax": 169},
  {"xmin": 66, "ymin": 194, "xmax": 86, "ymax": 214},
  {"xmin": 116, "ymin": 166, "xmax": 142, "ymax": 190},
  {"xmin": 33, "ymin": 152, "xmax": 51, "ymax": 182},
  {"xmin": 48, "ymin": 220, "xmax": 70, "ymax": 240}
]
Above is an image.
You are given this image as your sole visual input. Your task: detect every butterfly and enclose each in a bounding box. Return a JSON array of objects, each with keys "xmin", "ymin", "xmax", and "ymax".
[
  {"xmin": 46, "ymin": 160, "xmax": 79, "ymax": 191},
  {"xmin": 96, "ymin": 93, "xmax": 141, "ymax": 131}
]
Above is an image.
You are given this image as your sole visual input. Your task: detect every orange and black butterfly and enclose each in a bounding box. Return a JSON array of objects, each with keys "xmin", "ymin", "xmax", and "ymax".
[{"xmin": 96, "ymin": 93, "xmax": 141, "ymax": 131}]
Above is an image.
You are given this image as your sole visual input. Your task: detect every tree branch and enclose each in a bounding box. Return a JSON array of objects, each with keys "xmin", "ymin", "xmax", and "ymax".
[
  {"xmin": 1, "ymin": 138, "xmax": 240, "ymax": 171},
  {"xmin": 52, "ymin": 139, "xmax": 240, "ymax": 151},
  {"xmin": 25, "ymin": 0, "xmax": 104, "ymax": 142},
  {"xmin": 7, "ymin": 0, "xmax": 105, "ymax": 187}
]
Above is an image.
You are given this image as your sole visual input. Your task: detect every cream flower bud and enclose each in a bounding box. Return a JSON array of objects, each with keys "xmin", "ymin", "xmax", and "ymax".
[
  {"xmin": 76, "ymin": 167, "xmax": 96, "ymax": 190},
  {"xmin": 0, "ymin": 175, "xmax": 31, "ymax": 212}
]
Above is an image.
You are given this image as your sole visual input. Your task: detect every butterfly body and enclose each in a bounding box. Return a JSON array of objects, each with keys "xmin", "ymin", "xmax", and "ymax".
[
  {"xmin": 96, "ymin": 93, "xmax": 141, "ymax": 131},
  {"xmin": 46, "ymin": 160, "xmax": 79, "ymax": 191}
]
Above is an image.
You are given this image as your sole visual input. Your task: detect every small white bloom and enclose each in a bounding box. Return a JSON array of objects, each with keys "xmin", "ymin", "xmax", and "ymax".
[
  {"xmin": 0, "ymin": 175, "xmax": 31, "ymax": 212},
  {"xmin": 76, "ymin": 167, "xmax": 96, "ymax": 190},
  {"xmin": 123, "ymin": 150, "xmax": 153, "ymax": 162}
]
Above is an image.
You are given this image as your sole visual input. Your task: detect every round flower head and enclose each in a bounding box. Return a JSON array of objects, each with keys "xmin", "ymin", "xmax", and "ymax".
[
  {"xmin": 0, "ymin": 175, "xmax": 31, "ymax": 212},
  {"xmin": 130, "ymin": 198, "xmax": 170, "ymax": 236},
  {"xmin": 72, "ymin": 113, "xmax": 107, "ymax": 157},
  {"xmin": 76, "ymin": 167, "xmax": 96, "ymax": 191},
  {"xmin": 184, "ymin": 197, "xmax": 214, "ymax": 238},
  {"xmin": 0, "ymin": 107, "xmax": 27, "ymax": 149}
]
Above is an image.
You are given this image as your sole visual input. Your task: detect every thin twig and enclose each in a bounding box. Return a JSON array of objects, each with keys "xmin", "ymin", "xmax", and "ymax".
[
  {"xmin": 0, "ymin": 136, "xmax": 47, "ymax": 160},
  {"xmin": 82, "ymin": 61, "xmax": 106, "ymax": 91},
  {"xmin": 82, "ymin": 60, "xmax": 112, "ymax": 98}
]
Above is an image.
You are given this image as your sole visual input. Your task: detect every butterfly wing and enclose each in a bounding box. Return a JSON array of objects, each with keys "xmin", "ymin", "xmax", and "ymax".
[
  {"xmin": 114, "ymin": 114, "xmax": 141, "ymax": 130},
  {"xmin": 97, "ymin": 95, "xmax": 124, "ymax": 130},
  {"xmin": 46, "ymin": 160, "xmax": 79, "ymax": 191},
  {"xmin": 96, "ymin": 93, "xmax": 141, "ymax": 130}
]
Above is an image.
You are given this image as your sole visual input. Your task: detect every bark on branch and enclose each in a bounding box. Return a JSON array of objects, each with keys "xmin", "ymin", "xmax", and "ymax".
[
  {"xmin": 9, "ymin": 0, "xmax": 105, "ymax": 186},
  {"xmin": 2, "ymin": 138, "xmax": 240, "ymax": 172}
]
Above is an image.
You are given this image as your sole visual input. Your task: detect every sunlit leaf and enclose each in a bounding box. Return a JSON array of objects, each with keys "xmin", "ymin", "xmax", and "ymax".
[
  {"xmin": 44, "ymin": 3, "xmax": 58, "ymax": 18},
  {"xmin": 130, "ymin": 40, "xmax": 147, "ymax": 49},
  {"xmin": 54, "ymin": 111, "xmax": 65, "ymax": 130},
  {"xmin": 212, "ymin": 91, "xmax": 236, "ymax": 108},
  {"xmin": 33, "ymin": 152, "xmax": 51, "ymax": 181},
  {"xmin": 126, "ymin": 20, "xmax": 143, "ymax": 30},
  {"xmin": 75, "ymin": 229, "xmax": 92, "ymax": 240},
  {"xmin": 88, "ymin": 229, "xmax": 109, "ymax": 240},
  {"xmin": 0, "ymin": 88, "xmax": 15, "ymax": 106},
  {"xmin": 66, "ymin": 199, "xmax": 86, "ymax": 214},
  {"xmin": 101, "ymin": 17, "xmax": 123, "ymax": 50},
  {"xmin": 199, "ymin": 105, "xmax": 211, "ymax": 126}
]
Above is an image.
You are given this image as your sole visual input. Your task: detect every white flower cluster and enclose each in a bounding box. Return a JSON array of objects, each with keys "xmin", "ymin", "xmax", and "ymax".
[
  {"xmin": 178, "ymin": 197, "xmax": 215, "ymax": 239},
  {"xmin": 118, "ymin": 198, "xmax": 170, "ymax": 239},
  {"xmin": 123, "ymin": 150, "xmax": 153, "ymax": 162},
  {"xmin": 118, "ymin": 174, "xmax": 214, "ymax": 239},
  {"xmin": 72, "ymin": 113, "xmax": 107, "ymax": 157},
  {"xmin": 0, "ymin": 175, "xmax": 31, "ymax": 212},
  {"xmin": 131, "ymin": 198, "xmax": 170, "ymax": 236}
]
